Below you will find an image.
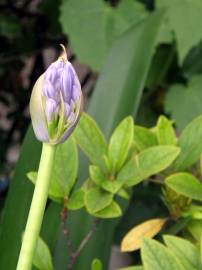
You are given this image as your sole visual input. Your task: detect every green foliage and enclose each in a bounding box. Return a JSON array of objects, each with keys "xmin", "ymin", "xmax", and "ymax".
[
  {"xmin": 33, "ymin": 237, "xmax": 53, "ymax": 270},
  {"xmin": 85, "ymin": 187, "xmax": 113, "ymax": 214},
  {"xmin": 94, "ymin": 201, "xmax": 122, "ymax": 219},
  {"xmin": 0, "ymin": 128, "xmax": 41, "ymax": 270},
  {"xmin": 120, "ymin": 267, "xmax": 143, "ymax": 270},
  {"xmin": 108, "ymin": 116, "xmax": 134, "ymax": 173},
  {"xmin": 156, "ymin": 0, "xmax": 202, "ymax": 64},
  {"xmin": 117, "ymin": 145, "xmax": 180, "ymax": 187},
  {"xmin": 133, "ymin": 126, "xmax": 158, "ymax": 151},
  {"xmin": 141, "ymin": 238, "xmax": 185, "ymax": 270},
  {"xmin": 68, "ymin": 189, "xmax": 85, "ymax": 210},
  {"xmin": 74, "ymin": 113, "xmax": 107, "ymax": 169},
  {"xmin": 156, "ymin": 116, "xmax": 177, "ymax": 145},
  {"xmin": 163, "ymin": 235, "xmax": 200, "ymax": 270},
  {"xmin": 27, "ymin": 136, "xmax": 78, "ymax": 201},
  {"xmin": 60, "ymin": 0, "xmax": 147, "ymax": 71},
  {"xmin": 165, "ymin": 172, "xmax": 202, "ymax": 201},
  {"xmin": 173, "ymin": 115, "xmax": 202, "ymax": 170},
  {"xmin": 125, "ymin": 236, "xmax": 202, "ymax": 270},
  {"xmin": 91, "ymin": 258, "xmax": 103, "ymax": 270},
  {"xmin": 165, "ymin": 76, "xmax": 202, "ymax": 130}
]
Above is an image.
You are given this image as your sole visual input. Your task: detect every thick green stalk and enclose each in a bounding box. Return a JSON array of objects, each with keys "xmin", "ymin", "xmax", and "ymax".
[{"xmin": 16, "ymin": 143, "xmax": 56, "ymax": 270}]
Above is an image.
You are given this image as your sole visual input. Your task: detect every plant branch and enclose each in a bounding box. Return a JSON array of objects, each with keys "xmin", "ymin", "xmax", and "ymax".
[{"xmin": 67, "ymin": 218, "xmax": 101, "ymax": 270}]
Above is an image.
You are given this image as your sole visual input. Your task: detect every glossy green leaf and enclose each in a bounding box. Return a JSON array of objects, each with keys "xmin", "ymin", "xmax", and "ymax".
[
  {"xmin": 118, "ymin": 146, "xmax": 180, "ymax": 187},
  {"xmin": 141, "ymin": 238, "xmax": 185, "ymax": 270},
  {"xmin": 133, "ymin": 126, "xmax": 158, "ymax": 151},
  {"xmin": 85, "ymin": 187, "xmax": 113, "ymax": 214},
  {"xmin": 33, "ymin": 237, "xmax": 53, "ymax": 270},
  {"xmin": 73, "ymin": 113, "xmax": 107, "ymax": 169},
  {"xmin": 94, "ymin": 201, "xmax": 122, "ymax": 219},
  {"xmin": 163, "ymin": 235, "xmax": 200, "ymax": 270},
  {"xmin": 173, "ymin": 115, "xmax": 202, "ymax": 170},
  {"xmin": 108, "ymin": 116, "xmax": 134, "ymax": 172},
  {"xmin": 165, "ymin": 172, "xmax": 202, "ymax": 201},
  {"xmin": 68, "ymin": 189, "xmax": 85, "ymax": 210},
  {"xmin": 89, "ymin": 165, "xmax": 105, "ymax": 186},
  {"xmin": 156, "ymin": 115, "xmax": 177, "ymax": 145},
  {"xmin": 91, "ymin": 258, "xmax": 103, "ymax": 270},
  {"xmin": 101, "ymin": 180, "xmax": 123, "ymax": 194},
  {"xmin": 165, "ymin": 76, "xmax": 202, "ymax": 130}
]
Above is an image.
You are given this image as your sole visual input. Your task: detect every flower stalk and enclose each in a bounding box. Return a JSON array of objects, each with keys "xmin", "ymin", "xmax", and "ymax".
[{"xmin": 16, "ymin": 143, "xmax": 56, "ymax": 270}]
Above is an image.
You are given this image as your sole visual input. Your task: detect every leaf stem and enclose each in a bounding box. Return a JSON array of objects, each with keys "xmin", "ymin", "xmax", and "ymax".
[{"xmin": 16, "ymin": 143, "xmax": 56, "ymax": 270}]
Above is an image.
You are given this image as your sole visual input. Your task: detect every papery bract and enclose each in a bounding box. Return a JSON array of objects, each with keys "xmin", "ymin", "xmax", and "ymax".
[{"xmin": 30, "ymin": 46, "xmax": 82, "ymax": 144}]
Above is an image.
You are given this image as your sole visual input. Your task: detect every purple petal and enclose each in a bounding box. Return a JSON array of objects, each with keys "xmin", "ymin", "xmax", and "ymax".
[
  {"xmin": 61, "ymin": 64, "xmax": 74, "ymax": 102},
  {"xmin": 43, "ymin": 80, "xmax": 59, "ymax": 101},
  {"xmin": 64, "ymin": 102, "xmax": 70, "ymax": 119},
  {"xmin": 45, "ymin": 98, "xmax": 58, "ymax": 122},
  {"xmin": 72, "ymin": 84, "xmax": 81, "ymax": 102},
  {"xmin": 44, "ymin": 64, "xmax": 58, "ymax": 84}
]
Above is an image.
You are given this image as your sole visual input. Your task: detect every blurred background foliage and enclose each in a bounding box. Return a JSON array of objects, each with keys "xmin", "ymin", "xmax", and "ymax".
[{"xmin": 1, "ymin": 0, "xmax": 202, "ymax": 269}]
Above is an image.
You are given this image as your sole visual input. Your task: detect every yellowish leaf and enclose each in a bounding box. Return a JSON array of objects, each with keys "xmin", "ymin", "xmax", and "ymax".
[{"xmin": 121, "ymin": 218, "xmax": 167, "ymax": 252}]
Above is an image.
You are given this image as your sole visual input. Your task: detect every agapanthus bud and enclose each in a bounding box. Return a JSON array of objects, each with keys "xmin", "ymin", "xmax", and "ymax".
[{"xmin": 30, "ymin": 45, "xmax": 83, "ymax": 144}]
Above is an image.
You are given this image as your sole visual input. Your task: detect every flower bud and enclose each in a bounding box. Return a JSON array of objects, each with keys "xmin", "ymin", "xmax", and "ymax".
[{"xmin": 30, "ymin": 45, "xmax": 83, "ymax": 144}]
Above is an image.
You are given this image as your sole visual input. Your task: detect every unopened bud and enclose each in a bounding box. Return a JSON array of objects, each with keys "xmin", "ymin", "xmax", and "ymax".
[{"xmin": 30, "ymin": 45, "xmax": 83, "ymax": 144}]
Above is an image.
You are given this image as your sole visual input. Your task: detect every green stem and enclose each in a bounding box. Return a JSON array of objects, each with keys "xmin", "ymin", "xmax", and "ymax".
[{"xmin": 16, "ymin": 143, "xmax": 56, "ymax": 270}]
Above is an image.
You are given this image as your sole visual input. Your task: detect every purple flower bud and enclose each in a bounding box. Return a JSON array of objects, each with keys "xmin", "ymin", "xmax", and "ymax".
[{"xmin": 30, "ymin": 46, "xmax": 83, "ymax": 144}]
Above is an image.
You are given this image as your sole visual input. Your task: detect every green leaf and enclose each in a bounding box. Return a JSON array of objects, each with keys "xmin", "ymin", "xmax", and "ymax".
[
  {"xmin": 91, "ymin": 258, "xmax": 103, "ymax": 270},
  {"xmin": 117, "ymin": 188, "xmax": 130, "ymax": 200},
  {"xmin": 108, "ymin": 116, "xmax": 134, "ymax": 172},
  {"xmin": 60, "ymin": 0, "xmax": 147, "ymax": 71},
  {"xmin": 163, "ymin": 235, "xmax": 200, "ymax": 270},
  {"xmin": 94, "ymin": 201, "xmax": 122, "ymax": 219},
  {"xmin": 157, "ymin": 0, "xmax": 202, "ymax": 63},
  {"xmin": 27, "ymin": 136, "xmax": 78, "ymax": 200},
  {"xmin": 187, "ymin": 220, "xmax": 202, "ymax": 241},
  {"xmin": 73, "ymin": 113, "xmax": 107, "ymax": 169},
  {"xmin": 165, "ymin": 172, "xmax": 202, "ymax": 201},
  {"xmin": 89, "ymin": 165, "xmax": 105, "ymax": 186},
  {"xmin": 120, "ymin": 266, "xmax": 143, "ymax": 270},
  {"xmin": 165, "ymin": 76, "xmax": 202, "ymax": 130},
  {"xmin": 0, "ymin": 127, "xmax": 41, "ymax": 270},
  {"xmin": 133, "ymin": 125, "xmax": 158, "ymax": 151},
  {"xmin": 88, "ymin": 10, "xmax": 165, "ymax": 139},
  {"xmin": 173, "ymin": 115, "xmax": 202, "ymax": 170},
  {"xmin": 101, "ymin": 180, "xmax": 123, "ymax": 194},
  {"xmin": 33, "ymin": 237, "xmax": 53, "ymax": 270},
  {"xmin": 156, "ymin": 115, "xmax": 177, "ymax": 145},
  {"xmin": 116, "ymin": 0, "xmax": 148, "ymax": 32},
  {"xmin": 27, "ymin": 171, "xmax": 37, "ymax": 184},
  {"xmin": 68, "ymin": 189, "xmax": 85, "ymax": 210},
  {"xmin": 141, "ymin": 238, "xmax": 185, "ymax": 270},
  {"xmin": 52, "ymin": 136, "xmax": 78, "ymax": 197},
  {"xmin": 118, "ymin": 146, "xmax": 180, "ymax": 187},
  {"xmin": 85, "ymin": 187, "xmax": 113, "ymax": 214}
]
